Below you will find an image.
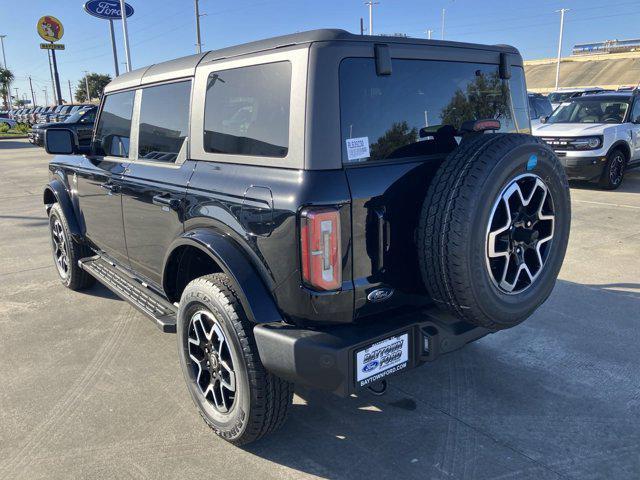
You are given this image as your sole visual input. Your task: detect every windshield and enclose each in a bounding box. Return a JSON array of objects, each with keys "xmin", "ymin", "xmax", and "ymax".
[
  {"xmin": 547, "ymin": 99, "xmax": 629, "ymax": 124},
  {"xmin": 64, "ymin": 109, "xmax": 92, "ymax": 124},
  {"xmin": 548, "ymin": 92, "xmax": 578, "ymax": 103}
]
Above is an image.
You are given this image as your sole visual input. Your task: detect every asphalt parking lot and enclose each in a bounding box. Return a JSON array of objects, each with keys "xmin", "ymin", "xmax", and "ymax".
[{"xmin": 1, "ymin": 139, "xmax": 639, "ymax": 480}]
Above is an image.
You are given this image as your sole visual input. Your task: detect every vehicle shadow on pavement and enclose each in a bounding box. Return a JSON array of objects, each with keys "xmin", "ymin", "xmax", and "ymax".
[
  {"xmin": 0, "ymin": 140, "xmax": 35, "ymax": 150},
  {"xmin": 0, "ymin": 214, "xmax": 49, "ymax": 227},
  {"xmin": 83, "ymin": 282, "xmax": 120, "ymax": 301},
  {"xmin": 242, "ymin": 278, "xmax": 640, "ymax": 480},
  {"xmin": 569, "ymin": 168, "xmax": 640, "ymax": 193}
]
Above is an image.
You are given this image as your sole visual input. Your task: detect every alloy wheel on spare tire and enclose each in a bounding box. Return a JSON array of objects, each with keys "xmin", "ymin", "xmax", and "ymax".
[
  {"xmin": 417, "ymin": 133, "xmax": 571, "ymax": 330},
  {"xmin": 177, "ymin": 273, "xmax": 293, "ymax": 445}
]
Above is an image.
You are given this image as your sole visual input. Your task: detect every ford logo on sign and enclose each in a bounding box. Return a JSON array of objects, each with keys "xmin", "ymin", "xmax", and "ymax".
[
  {"xmin": 83, "ymin": 0, "xmax": 134, "ymax": 20},
  {"xmin": 367, "ymin": 287, "xmax": 394, "ymax": 303},
  {"xmin": 362, "ymin": 360, "xmax": 379, "ymax": 373}
]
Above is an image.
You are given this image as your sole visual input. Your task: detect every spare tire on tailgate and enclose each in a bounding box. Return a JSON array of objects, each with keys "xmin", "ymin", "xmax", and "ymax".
[{"xmin": 418, "ymin": 133, "xmax": 570, "ymax": 330}]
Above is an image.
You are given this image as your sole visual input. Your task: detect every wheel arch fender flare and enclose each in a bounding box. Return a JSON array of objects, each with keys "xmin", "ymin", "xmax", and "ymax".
[
  {"xmin": 43, "ymin": 178, "xmax": 83, "ymax": 240},
  {"xmin": 163, "ymin": 229, "xmax": 282, "ymax": 324},
  {"xmin": 608, "ymin": 140, "xmax": 631, "ymax": 160}
]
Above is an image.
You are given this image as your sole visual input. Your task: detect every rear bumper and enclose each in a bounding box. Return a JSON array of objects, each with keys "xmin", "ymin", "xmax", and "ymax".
[
  {"xmin": 556, "ymin": 153, "xmax": 606, "ymax": 181},
  {"xmin": 254, "ymin": 308, "xmax": 491, "ymax": 397}
]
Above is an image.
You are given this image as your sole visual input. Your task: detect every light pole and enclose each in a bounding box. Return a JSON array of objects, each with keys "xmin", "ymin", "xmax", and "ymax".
[
  {"xmin": 83, "ymin": 71, "xmax": 91, "ymax": 102},
  {"xmin": 120, "ymin": 0, "xmax": 132, "ymax": 72},
  {"xmin": 0, "ymin": 35, "xmax": 12, "ymax": 114},
  {"xmin": 43, "ymin": 89, "xmax": 49, "ymax": 106},
  {"xmin": 68, "ymin": 80, "xmax": 73, "ymax": 104},
  {"xmin": 365, "ymin": 1, "xmax": 379, "ymax": 36},
  {"xmin": 194, "ymin": 0, "xmax": 203, "ymax": 53},
  {"xmin": 555, "ymin": 8, "xmax": 569, "ymax": 90},
  {"xmin": 441, "ymin": 9, "xmax": 446, "ymax": 40},
  {"xmin": 426, "ymin": 29, "xmax": 433, "ymax": 40}
]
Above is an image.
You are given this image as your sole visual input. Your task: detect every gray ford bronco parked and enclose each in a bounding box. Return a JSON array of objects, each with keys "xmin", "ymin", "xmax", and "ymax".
[{"xmin": 43, "ymin": 30, "xmax": 570, "ymax": 445}]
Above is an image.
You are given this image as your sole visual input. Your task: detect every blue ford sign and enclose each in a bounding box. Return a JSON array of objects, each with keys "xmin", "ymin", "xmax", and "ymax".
[{"xmin": 83, "ymin": 0, "xmax": 134, "ymax": 20}]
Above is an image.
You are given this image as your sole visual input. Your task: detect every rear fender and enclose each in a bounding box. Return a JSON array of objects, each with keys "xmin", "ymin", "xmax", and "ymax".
[{"xmin": 164, "ymin": 229, "xmax": 282, "ymax": 324}]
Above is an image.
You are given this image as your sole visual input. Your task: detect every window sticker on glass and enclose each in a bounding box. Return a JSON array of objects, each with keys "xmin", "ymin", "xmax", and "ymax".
[{"xmin": 345, "ymin": 136, "xmax": 370, "ymax": 161}]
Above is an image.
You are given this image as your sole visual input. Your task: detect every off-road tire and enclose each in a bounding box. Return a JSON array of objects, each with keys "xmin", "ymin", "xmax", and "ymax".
[
  {"xmin": 599, "ymin": 148, "xmax": 626, "ymax": 190},
  {"xmin": 177, "ymin": 273, "xmax": 293, "ymax": 445},
  {"xmin": 418, "ymin": 133, "xmax": 571, "ymax": 330},
  {"xmin": 48, "ymin": 203, "xmax": 95, "ymax": 290}
]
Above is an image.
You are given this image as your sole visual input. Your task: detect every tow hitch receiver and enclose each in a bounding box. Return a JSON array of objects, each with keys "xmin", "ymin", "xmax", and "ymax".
[{"xmin": 254, "ymin": 307, "xmax": 492, "ymax": 397}]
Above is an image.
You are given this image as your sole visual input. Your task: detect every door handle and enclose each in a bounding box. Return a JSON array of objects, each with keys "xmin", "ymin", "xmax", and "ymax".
[
  {"xmin": 100, "ymin": 182, "xmax": 119, "ymax": 193},
  {"xmin": 152, "ymin": 194, "xmax": 180, "ymax": 210}
]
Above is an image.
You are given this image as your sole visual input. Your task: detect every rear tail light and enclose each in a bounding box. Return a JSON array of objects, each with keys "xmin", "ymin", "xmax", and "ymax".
[{"xmin": 300, "ymin": 207, "xmax": 342, "ymax": 291}]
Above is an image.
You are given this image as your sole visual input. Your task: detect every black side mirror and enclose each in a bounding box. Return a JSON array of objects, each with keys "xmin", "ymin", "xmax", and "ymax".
[{"xmin": 44, "ymin": 129, "xmax": 78, "ymax": 155}]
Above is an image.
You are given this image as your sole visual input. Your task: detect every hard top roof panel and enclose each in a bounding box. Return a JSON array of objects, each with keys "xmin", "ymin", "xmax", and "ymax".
[{"xmin": 104, "ymin": 29, "xmax": 520, "ymax": 93}]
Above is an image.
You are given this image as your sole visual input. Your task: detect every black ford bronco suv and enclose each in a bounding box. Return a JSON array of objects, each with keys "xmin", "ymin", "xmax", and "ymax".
[{"xmin": 43, "ymin": 30, "xmax": 570, "ymax": 445}]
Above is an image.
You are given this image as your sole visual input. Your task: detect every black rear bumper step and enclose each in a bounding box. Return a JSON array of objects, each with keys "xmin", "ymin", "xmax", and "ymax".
[
  {"xmin": 254, "ymin": 307, "xmax": 491, "ymax": 397},
  {"xmin": 78, "ymin": 255, "xmax": 177, "ymax": 333}
]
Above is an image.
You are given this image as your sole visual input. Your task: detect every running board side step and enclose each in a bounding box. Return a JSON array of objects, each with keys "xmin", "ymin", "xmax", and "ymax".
[{"xmin": 78, "ymin": 255, "xmax": 177, "ymax": 333}]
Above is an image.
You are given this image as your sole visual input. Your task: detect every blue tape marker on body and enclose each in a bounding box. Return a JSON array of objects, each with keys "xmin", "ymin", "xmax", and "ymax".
[{"xmin": 527, "ymin": 154, "xmax": 538, "ymax": 171}]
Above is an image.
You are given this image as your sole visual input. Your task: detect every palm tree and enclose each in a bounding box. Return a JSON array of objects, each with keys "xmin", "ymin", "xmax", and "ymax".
[{"xmin": 0, "ymin": 68, "xmax": 14, "ymax": 110}]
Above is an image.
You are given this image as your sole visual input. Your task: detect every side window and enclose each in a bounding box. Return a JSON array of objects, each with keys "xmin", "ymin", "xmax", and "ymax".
[
  {"xmin": 93, "ymin": 91, "xmax": 135, "ymax": 157},
  {"xmin": 630, "ymin": 100, "xmax": 640, "ymax": 123},
  {"xmin": 534, "ymin": 98, "xmax": 553, "ymax": 117},
  {"xmin": 137, "ymin": 80, "xmax": 192, "ymax": 163},
  {"xmin": 203, "ymin": 61, "xmax": 291, "ymax": 158},
  {"xmin": 528, "ymin": 98, "xmax": 538, "ymax": 119}
]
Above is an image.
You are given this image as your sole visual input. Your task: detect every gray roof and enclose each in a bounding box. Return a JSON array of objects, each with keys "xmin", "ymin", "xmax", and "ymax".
[{"xmin": 105, "ymin": 28, "xmax": 519, "ymax": 93}]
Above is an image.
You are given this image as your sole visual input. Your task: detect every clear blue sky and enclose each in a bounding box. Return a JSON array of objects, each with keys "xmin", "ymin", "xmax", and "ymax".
[{"xmin": 2, "ymin": 0, "xmax": 639, "ymax": 104}]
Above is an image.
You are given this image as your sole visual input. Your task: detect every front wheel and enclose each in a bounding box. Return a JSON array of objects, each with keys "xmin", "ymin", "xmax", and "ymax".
[
  {"xmin": 177, "ymin": 273, "xmax": 293, "ymax": 445},
  {"xmin": 48, "ymin": 203, "xmax": 95, "ymax": 290},
  {"xmin": 599, "ymin": 148, "xmax": 626, "ymax": 190}
]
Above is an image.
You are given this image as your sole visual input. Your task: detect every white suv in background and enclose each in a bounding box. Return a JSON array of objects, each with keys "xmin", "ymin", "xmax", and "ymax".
[{"xmin": 533, "ymin": 92, "xmax": 640, "ymax": 189}]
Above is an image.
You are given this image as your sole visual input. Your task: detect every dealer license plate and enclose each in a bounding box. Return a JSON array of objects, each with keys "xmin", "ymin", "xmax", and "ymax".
[{"xmin": 355, "ymin": 333, "xmax": 409, "ymax": 387}]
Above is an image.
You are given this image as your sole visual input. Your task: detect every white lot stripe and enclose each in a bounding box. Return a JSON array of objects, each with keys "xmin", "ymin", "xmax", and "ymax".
[{"xmin": 573, "ymin": 199, "xmax": 640, "ymax": 210}]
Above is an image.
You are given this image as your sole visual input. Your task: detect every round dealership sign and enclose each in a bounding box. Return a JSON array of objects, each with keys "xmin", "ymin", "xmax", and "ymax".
[
  {"xmin": 37, "ymin": 15, "xmax": 64, "ymax": 43},
  {"xmin": 83, "ymin": 0, "xmax": 135, "ymax": 20}
]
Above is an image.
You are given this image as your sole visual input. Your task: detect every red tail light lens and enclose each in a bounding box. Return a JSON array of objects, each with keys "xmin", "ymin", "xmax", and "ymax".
[{"xmin": 300, "ymin": 207, "xmax": 342, "ymax": 291}]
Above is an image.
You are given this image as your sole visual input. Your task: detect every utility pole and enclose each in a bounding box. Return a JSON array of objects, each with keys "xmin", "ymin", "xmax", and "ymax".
[
  {"xmin": 0, "ymin": 35, "xmax": 7, "ymax": 69},
  {"xmin": 426, "ymin": 29, "xmax": 433, "ymax": 40},
  {"xmin": 68, "ymin": 79, "xmax": 73, "ymax": 104},
  {"xmin": 0, "ymin": 34, "xmax": 12, "ymax": 113},
  {"xmin": 555, "ymin": 8, "xmax": 569, "ymax": 90},
  {"xmin": 365, "ymin": 1, "xmax": 379, "ymax": 36},
  {"xmin": 194, "ymin": 0, "xmax": 203, "ymax": 54},
  {"xmin": 28, "ymin": 76, "xmax": 36, "ymax": 106},
  {"xmin": 441, "ymin": 9, "xmax": 446, "ymax": 40},
  {"xmin": 43, "ymin": 89, "xmax": 49, "ymax": 106},
  {"xmin": 360, "ymin": 17, "xmax": 365, "ymax": 35},
  {"xmin": 83, "ymin": 71, "xmax": 91, "ymax": 102},
  {"xmin": 120, "ymin": 0, "xmax": 132, "ymax": 72}
]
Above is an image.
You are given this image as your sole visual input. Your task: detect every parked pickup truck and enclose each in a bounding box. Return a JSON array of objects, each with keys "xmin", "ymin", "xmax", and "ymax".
[{"xmin": 43, "ymin": 29, "xmax": 570, "ymax": 445}]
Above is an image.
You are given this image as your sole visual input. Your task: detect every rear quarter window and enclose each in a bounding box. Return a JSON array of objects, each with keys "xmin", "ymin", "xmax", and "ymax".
[
  {"xmin": 203, "ymin": 61, "xmax": 291, "ymax": 158},
  {"xmin": 340, "ymin": 58, "xmax": 529, "ymax": 164}
]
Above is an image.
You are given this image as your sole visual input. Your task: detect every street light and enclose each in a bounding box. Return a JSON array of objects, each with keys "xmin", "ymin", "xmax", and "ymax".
[{"xmin": 555, "ymin": 8, "xmax": 570, "ymax": 90}]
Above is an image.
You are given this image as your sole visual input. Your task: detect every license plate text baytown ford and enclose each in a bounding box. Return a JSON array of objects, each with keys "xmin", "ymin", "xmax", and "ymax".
[{"xmin": 356, "ymin": 333, "xmax": 409, "ymax": 387}]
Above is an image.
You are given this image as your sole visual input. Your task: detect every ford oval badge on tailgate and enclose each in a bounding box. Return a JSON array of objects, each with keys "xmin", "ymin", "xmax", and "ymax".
[{"xmin": 367, "ymin": 288, "xmax": 394, "ymax": 303}]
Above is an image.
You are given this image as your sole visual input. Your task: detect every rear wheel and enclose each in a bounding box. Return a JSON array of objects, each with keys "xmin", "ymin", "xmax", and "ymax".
[
  {"xmin": 418, "ymin": 134, "xmax": 571, "ymax": 330},
  {"xmin": 599, "ymin": 148, "xmax": 626, "ymax": 190},
  {"xmin": 177, "ymin": 273, "xmax": 293, "ymax": 445}
]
